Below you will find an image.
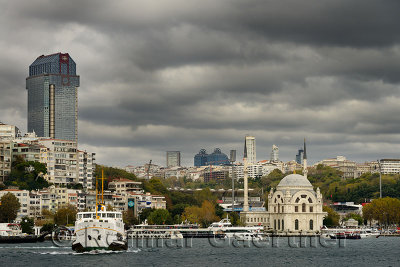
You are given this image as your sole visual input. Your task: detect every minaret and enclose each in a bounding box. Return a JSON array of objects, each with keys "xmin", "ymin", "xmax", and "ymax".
[
  {"xmin": 303, "ymin": 138, "xmax": 308, "ymax": 178},
  {"xmin": 243, "ymin": 138, "xmax": 249, "ymax": 212}
]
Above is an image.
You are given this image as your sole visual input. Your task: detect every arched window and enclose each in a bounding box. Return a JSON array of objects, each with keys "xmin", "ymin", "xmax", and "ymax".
[
  {"xmin": 308, "ymin": 197, "xmax": 313, "ymax": 203},
  {"xmin": 295, "ymin": 197, "xmax": 300, "ymax": 203},
  {"xmin": 295, "ymin": 206, "xmax": 299, "ymax": 212},
  {"xmin": 302, "ymin": 203, "xmax": 306, "ymax": 212},
  {"xmin": 310, "ymin": 220, "xmax": 314, "ymax": 230},
  {"xmin": 282, "ymin": 219, "xmax": 284, "ymax": 230},
  {"xmin": 295, "ymin": 219, "xmax": 299, "ymax": 230}
]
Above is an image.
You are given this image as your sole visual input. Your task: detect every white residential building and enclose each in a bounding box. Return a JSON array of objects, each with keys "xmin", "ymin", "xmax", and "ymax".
[
  {"xmin": 78, "ymin": 150, "xmax": 96, "ymax": 190},
  {"xmin": 39, "ymin": 139, "xmax": 78, "ymax": 186},
  {"xmin": 0, "ymin": 140, "xmax": 12, "ymax": 182},
  {"xmin": 379, "ymin": 159, "xmax": 400, "ymax": 174}
]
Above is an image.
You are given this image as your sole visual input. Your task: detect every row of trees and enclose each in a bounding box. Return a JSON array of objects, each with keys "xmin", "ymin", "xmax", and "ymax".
[{"xmin": 363, "ymin": 197, "xmax": 400, "ymax": 226}]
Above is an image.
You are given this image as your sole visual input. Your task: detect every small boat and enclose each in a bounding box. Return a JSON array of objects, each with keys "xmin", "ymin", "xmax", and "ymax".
[
  {"xmin": 329, "ymin": 232, "xmax": 361, "ymax": 239},
  {"xmin": 232, "ymin": 232, "xmax": 266, "ymax": 241},
  {"xmin": 72, "ymin": 171, "xmax": 128, "ymax": 252},
  {"xmin": 208, "ymin": 217, "xmax": 264, "ymax": 238},
  {"xmin": 0, "ymin": 223, "xmax": 49, "ymax": 243}
]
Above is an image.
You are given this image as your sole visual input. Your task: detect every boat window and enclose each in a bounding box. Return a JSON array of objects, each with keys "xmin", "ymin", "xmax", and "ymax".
[
  {"xmin": 107, "ymin": 213, "xmax": 115, "ymax": 218},
  {"xmin": 92, "ymin": 213, "xmax": 96, "ymax": 218},
  {"xmin": 83, "ymin": 214, "xmax": 91, "ymax": 218}
]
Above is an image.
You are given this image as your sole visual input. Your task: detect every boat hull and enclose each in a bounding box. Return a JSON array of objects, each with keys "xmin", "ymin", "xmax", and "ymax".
[{"xmin": 72, "ymin": 240, "xmax": 128, "ymax": 253}]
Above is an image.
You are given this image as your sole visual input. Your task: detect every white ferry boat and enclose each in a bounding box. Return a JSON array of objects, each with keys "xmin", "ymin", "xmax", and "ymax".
[
  {"xmin": 72, "ymin": 171, "xmax": 128, "ymax": 252},
  {"xmin": 208, "ymin": 217, "xmax": 264, "ymax": 238}
]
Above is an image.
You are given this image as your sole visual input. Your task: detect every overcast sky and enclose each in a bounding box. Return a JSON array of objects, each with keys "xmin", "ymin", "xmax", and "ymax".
[{"xmin": 1, "ymin": 0, "xmax": 400, "ymax": 167}]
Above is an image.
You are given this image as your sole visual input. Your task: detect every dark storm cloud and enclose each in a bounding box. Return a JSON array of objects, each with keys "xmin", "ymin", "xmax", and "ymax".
[{"xmin": 1, "ymin": 0, "xmax": 400, "ymax": 166}]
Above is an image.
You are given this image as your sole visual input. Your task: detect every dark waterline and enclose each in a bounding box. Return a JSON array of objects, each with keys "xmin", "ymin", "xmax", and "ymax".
[{"xmin": 1, "ymin": 237, "xmax": 399, "ymax": 267}]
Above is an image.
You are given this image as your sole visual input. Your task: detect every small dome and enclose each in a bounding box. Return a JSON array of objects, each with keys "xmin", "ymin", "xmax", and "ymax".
[{"xmin": 277, "ymin": 174, "xmax": 313, "ymax": 188}]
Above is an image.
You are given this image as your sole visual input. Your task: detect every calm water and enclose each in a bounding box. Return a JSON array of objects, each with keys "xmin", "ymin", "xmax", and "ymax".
[{"xmin": 1, "ymin": 237, "xmax": 399, "ymax": 266}]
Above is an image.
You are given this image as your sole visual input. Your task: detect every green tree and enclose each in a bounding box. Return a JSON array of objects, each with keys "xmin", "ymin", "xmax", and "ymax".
[
  {"xmin": 0, "ymin": 192, "xmax": 21, "ymax": 223},
  {"xmin": 194, "ymin": 188, "xmax": 217, "ymax": 205},
  {"xmin": 53, "ymin": 205, "xmax": 77, "ymax": 226},
  {"xmin": 182, "ymin": 201, "xmax": 219, "ymax": 227},
  {"xmin": 6, "ymin": 160, "xmax": 49, "ymax": 190},
  {"xmin": 123, "ymin": 209, "xmax": 139, "ymax": 226},
  {"xmin": 20, "ymin": 216, "xmax": 34, "ymax": 234},
  {"xmin": 139, "ymin": 208, "xmax": 155, "ymax": 223},
  {"xmin": 147, "ymin": 209, "xmax": 172, "ymax": 225},
  {"xmin": 323, "ymin": 206, "xmax": 340, "ymax": 227}
]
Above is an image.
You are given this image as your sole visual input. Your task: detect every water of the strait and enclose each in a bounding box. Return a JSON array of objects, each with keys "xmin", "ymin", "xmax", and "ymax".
[{"xmin": 1, "ymin": 237, "xmax": 399, "ymax": 267}]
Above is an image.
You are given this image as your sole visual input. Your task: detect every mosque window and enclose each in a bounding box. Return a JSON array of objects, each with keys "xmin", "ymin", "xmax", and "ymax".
[
  {"xmin": 310, "ymin": 220, "xmax": 314, "ymax": 230},
  {"xmin": 295, "ymin": 197, "xmax": 300, "ymax": 203},
  {"xmin": 282, "ymin": 220, "xmax": 284, "ymax": 230},
  {"xmin": 274, "ymin": 206, "xmax": 276, "ymax": 212},
  {"xmin": 274, "ymin": 220, "xmax": 276, "ymax": 230},
  {"xmin": 301, "ymin": 195, "xmax": 307, "ymax": 198},
  {"xmin": 295, "ymin": 219, "xmax": 299, "ymax": 230},
  {"xmin": 278, "ymin": 219, "xmax": 280, "ymax": 230},
  {"xmin": 282, "ymin": 206, "xmax": 284, "ymax": 212},
  {"xmin": 295, "ymin": 206, "xmax": 298, "ymax": 212},
  {"xmin": 302, "ymin": 203, "xmax": 306, "ymax": 212},
  {"xmin": 310, "ymin": 206, "xmax": 313, "ymax": 212},
  {"xmin": 308, "ymin": 197, "xmax": 313, "ymax": 203}
]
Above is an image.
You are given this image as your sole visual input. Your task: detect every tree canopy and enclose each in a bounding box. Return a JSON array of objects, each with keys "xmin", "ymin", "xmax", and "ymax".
[
  {"xmin": 0, "ymin": 192, "xmax": 21, "ymax": 223},
  {"xmin": 6, "ymin": 158, "xmax": 49, "ymax": 190}
]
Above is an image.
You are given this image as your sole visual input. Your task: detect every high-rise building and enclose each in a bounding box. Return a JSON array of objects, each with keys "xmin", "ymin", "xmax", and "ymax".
[
  {"xmin": 26, "ymin": 53, "xmax": 80, "ymax": 141},
  {"xmin": 229, "ymin": 150, "xmax": 236, "ymax": 162},
  {"xmin": 166, "ymin": 151, "xmax": 181, "ymax": 167},
  {"xmin": 194, "ymin": 148, "xmax": 230, "ymax": 167},
  {"xmin": 270, "ymin": 144, "xmax": 279, "ymax": 161},
  {"xmin": 245, "ymin": 136, "xmax": 256, "ymax": 164},
  {"xmin": 296, "ymin": 148, "xmax": 304, "ymax": 164}
]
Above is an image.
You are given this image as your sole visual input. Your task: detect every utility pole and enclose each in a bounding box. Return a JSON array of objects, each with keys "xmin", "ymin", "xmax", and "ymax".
[{"xmin": 377, "ymin": 159, "xmax": 382, "ymax": 198}]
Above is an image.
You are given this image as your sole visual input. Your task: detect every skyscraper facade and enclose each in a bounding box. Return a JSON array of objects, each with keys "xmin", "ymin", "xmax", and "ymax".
[
  {"xmin": 245, "ymin": 135, "xmax": 256, "ymax": 164},
  {"xmin": 26, "ymin": 53, "xmax": 80, "ymax": 141},
  {"xmin": 270, "ymin": 144, "xmax": 279, "ymax": 161},
  {"xmin": 166, "ymin": 151, "xmax": 181, "ymax": 167}
]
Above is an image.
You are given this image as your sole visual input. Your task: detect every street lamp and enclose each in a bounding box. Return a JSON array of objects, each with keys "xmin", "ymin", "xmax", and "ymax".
[{"xmin": 377, "ymin": 159, "xmax": 382, "ymax": 198}]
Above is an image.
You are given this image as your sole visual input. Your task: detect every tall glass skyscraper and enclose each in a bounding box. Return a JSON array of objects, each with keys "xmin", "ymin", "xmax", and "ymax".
[{"xmin": 26, "ymin": 53, "xmax": 80, "ymax": 141}]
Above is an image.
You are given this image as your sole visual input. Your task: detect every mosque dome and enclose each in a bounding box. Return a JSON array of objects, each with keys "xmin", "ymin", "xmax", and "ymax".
[{"xmin": 277, "ymin": 173, "xmax": 313, "ymax": 188}]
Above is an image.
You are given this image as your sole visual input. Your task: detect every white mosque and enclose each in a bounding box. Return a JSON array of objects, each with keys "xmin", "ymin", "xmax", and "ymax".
[{"xmin": 240, "ymin": 139, "xmax": 327, "ymax": 234}]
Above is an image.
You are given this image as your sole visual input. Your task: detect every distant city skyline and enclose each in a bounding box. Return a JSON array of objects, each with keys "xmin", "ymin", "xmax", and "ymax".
[{"xmin": 1, "ymin": 1, "xmax": 400, "ymax": 167}]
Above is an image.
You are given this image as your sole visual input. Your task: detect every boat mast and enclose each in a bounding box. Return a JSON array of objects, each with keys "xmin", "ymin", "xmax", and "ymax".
[{"xmin": 102, "ymin": 169, "xmax": 104, "ymax": 204}]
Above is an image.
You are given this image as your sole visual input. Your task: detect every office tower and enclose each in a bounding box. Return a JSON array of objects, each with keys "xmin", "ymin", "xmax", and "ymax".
[
  {"xmin": 245, "ymin": 135, "xmax": 256, "ymax": 164},
  {"xmin": 270, "ymin": 144, "xmax": 279, "ymax": 161},
  {"xmin": 296, "ymin": 148, "xmax": 304, "ymax": 164},
  {"xmin": 230, "ymin": 150, "xmax": 236, "ymax": 163},
  {"xmin": 167, "ymin": 151, "xmax": 181, "ymax": 167},
  {"xmin": 26, "ymin": 53, "xmax": 80, "ymax": 141}
]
